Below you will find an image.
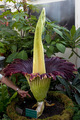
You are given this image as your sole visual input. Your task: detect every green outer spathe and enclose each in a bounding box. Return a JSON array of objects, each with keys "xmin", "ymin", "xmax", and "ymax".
[{"xmin": 26, "ymin": 76, "xmax": 51, "ymax": 102}]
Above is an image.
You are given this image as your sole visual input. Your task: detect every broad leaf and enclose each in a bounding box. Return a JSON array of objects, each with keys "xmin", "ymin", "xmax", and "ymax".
[
  {"xmin": 45, "ymin": 34, "xmax": 51, "ymax": 44},
  {"xmin": 63, "ymin": 31, "xmax": 71, "ymax": 41},
  {"xmin": 57, "ymin": 76, "xmax": 71, "ymax": 96},
  {"xmin": 11, "ymin": 45, "xmax": 17, "ymax": 52},
  {"xmin": 72, "ymin": 74, "xmax": 80, "ymax": 85},
  {"xmin": 16, "ymin": 50, "xmax": 28, "ymax": 60},
  {"xmin": 0, "ymin": 42, "xmax": 4, "ymax": 47},
  {"xmin": 46, "ymin": 48, "xmax": 53, "ymax": 57},
  {"xmin": 73, "ymin": 86, "xmax": 80, "ymax": 93},
  {"xmin": 6, "ymin": 51, "xmax": 28, "ymax": 63},
  {"xmin": 70, "ymin": 25, "xmax": 76, "ymax": 37},
  {"xmin": 0, "ymin": 84, "xmax": 9, "ymax": 113},
  {"xmin": 22, "ymin": 41, "xmax": 33, "ymax": 48},
  {"xmin": 6, "ymin": 52, "xmax": 18, "ymax": 63},
  {"xmin": 56, "ymin": 43, "xmax": 66, "ymax": 53},
  {"xmin": 73, "ymin": 27, "xmax": 80, "ymax": 40},
  {"xmin": 74, "ymin": 93, "xmax": 80, "ymax": 105},
  {"xmin": 53, "ymin": 28, "xmax": 64, "ymax": 38}
]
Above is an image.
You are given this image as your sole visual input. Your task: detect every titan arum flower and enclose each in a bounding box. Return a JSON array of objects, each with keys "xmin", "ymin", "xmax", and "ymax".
[{"xmin": 4, "ymin": 8, "xmax": 76, "ymax": 117}]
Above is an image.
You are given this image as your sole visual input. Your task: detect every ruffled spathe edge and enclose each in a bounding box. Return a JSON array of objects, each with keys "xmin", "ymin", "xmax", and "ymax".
[{"xmin": 3, "ymin": 56, "xmax": 77, "ymax": 81}]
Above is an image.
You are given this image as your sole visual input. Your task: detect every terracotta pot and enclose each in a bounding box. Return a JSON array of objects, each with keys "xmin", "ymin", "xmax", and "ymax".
[{"xmin": 7, "ymin": 91, "xmax": 74, "ymax": 120}]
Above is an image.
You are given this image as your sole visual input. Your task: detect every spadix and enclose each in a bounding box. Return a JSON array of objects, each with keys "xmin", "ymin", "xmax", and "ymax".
[{"xmin": 33, "ymin": 8, "xmax": 46, "ymax": 74}]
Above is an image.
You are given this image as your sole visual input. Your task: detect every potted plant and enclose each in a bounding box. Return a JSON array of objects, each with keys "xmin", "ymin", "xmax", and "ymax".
[{"xmin": 4, "ymin": 8, "xmax": 76, "ymax": 119}]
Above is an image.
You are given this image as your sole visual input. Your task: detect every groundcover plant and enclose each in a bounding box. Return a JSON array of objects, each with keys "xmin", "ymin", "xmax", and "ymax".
[{"xmin": 4, "ymin": 8, "xmax": 76, "ymax": 117}]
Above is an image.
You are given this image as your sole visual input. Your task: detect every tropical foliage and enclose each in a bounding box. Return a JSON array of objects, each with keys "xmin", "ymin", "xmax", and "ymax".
[
  {"xmin": 0, "ymin": 0, "xmax": 80, "ymax": 64},
  {"xmin": 0, "ymin": 83, "xmax": 18, "ymax": 118},
  {"xmin": 44, "ymin": 21, "xmax": 80, "ymax": 58},
  {"xmin": 57, "ymin": 67, "xmax": 80, "ymax": 105},
  {"xmin": 0, "ymin": 0, "xmax": 38, "ymax": 62},
  {"xmin": 0, "ymin": 84, "xmax": 9, "ymax": 113}
]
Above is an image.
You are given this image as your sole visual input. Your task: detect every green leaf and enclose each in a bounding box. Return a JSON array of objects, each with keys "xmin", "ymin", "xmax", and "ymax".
[
  {"xmin": 22, "ymin": 41, "xmax": 33, "ymax": 48},
  {"xmin": 11, "ymin": 45, "xmax": 17, "ymax": 52},
  {"xmin": 0, "ymin": 101, "xmax": 4, "ymax": 112},
  {"xmin": 56, "ymin": 43, "xmax": 66, "ymax": 53},
  {"xmin": 57, "ymin": 76, "xmax": 71, "ymax": 96},
  {"xmin": 73, "ymin": 111, "xmax": 80, "ymax": 120},
  {"xmin": 72, "ymin": 74, "xmax": 80, "ymax": 85},
  {"xmin": 53, "ymin": 28, "xmax": 64, "ymax": 38},
  {"xmin": 16, "ymin": 50, "xmax": 28, "ymax": 60},
  {"xmin": 76, "ymin": 45, "xmax": 80, "ymax": 49},
  {"xmin": 73, "ymin": 27, "xmax": 80, "ymax": 40},
  {"xmin": 6, "ymin": 52, "xmax": 18, "ymax": 63},
  {"xmin": 0, "ymin": 48, "xmax": 6, "ymax": 53},
  {"xmin": 74, "ymin": 93, "xmax": 80, "ymax": 105},
  {"xmin": 2, "ymin": 114, "xmax": 11, "ymax": 120},
  {"xmin": 46, "ymin": 49, "xmax": 52, "ymax": 57},
  {"xmin": 51, "ymin": 41, "xmax": 56, "ymax": 45},
  {"xmin": 0, "ymin": 84, "xmax": 9, "ymax": 113},
  {"xmin": 8, "ymin": 92, "xmax": 17, "ymax": 104},
  {"xmin": 6, "ymin": 0, "xmax": 16, "ymax": 3},
  {"xmin": 60, "ymin": 41, "xmax": 67, "ymax": 45},
  {"xmin": 46, "ymin": 46, "xmax": 54, "ymax": 57},
  {"xmin": 69, "ymin": 52, "xmax": 74, "ymax": 59},
  {"xmin": 63, "ymin": 31, "xmax": 71, "ymax": 41},
  {"xmin": 0, "ymin": 42, "xmax": 4, "ymax": 47},
  {"xmin": 74, "ymin": 86, "xmax": 80, "ymax": 93},
  {"xmin": 49, "ymin": 46, "xmax": 54, "ymax": 52},
  {"xmin": 26, "ymin": 27, "xmax": 31, "ymax": 31},
  {"xmin": 45, "ymin": 34, "xmax": 51, "ymax": 44},
  {"xmin": 70, "ymin": 25, "xmax": 76, "ymax": 37}
]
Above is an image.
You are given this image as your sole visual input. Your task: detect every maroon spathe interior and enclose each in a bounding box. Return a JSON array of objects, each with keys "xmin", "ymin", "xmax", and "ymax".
[{"xmin": 3, "ymin": 56, "xmax": 77, "ymax": 81}]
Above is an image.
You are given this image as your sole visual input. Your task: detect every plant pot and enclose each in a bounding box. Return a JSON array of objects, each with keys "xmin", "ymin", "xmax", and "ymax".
[
  {"xmin": 0, "ymin": 56, "xmax": 5, "ymax": 70},
  {"xmin": 7, "ymin": 91, "xmax": 74, "ymax": 120}
]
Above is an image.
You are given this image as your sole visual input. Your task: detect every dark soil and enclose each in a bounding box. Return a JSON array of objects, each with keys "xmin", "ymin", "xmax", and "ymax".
[{"xmin": 16, "ymin": 95, "xmax": 64, "ymax": 119}]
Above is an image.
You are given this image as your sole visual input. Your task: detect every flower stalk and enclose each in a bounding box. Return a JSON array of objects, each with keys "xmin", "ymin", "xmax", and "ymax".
[{"xmin": 36, "ymin": 101, "xmax": 44, "ymax": 117}]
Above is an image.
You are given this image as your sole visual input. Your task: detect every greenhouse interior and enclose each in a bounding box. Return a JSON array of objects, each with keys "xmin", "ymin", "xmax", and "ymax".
[{"xmin": 0, "ymin": 0, "xmax": 80, "ymax": 120}]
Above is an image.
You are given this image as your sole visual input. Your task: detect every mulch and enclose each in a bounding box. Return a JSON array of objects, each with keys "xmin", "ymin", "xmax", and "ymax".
[{"xmin": 16, "ymin": 95, "xmax": 64, "ymax": 119}]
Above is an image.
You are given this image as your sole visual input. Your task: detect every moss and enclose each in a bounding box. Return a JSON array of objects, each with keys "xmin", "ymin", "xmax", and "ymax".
[
  {"xmin": 7, "ymin": 91, "xmax": 74, "ymax": 120},
  {"xmin": 45, "ymin": 115, "xmax": 61, "ymax": 120}
]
